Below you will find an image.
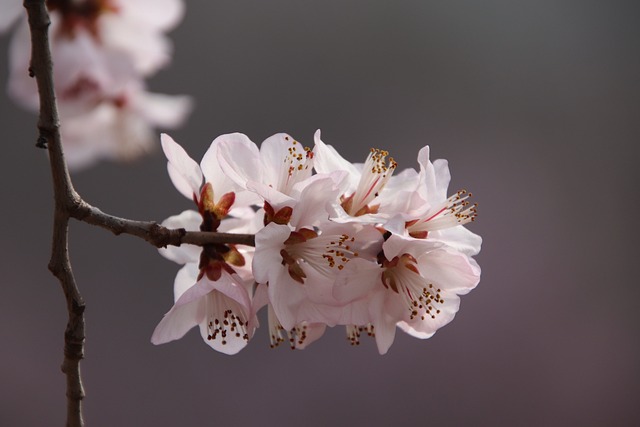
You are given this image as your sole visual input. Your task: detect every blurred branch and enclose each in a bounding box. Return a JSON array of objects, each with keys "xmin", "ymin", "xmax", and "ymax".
[{"xmin": 23, "ymin": 0, "xmax": 254, "ymax": 426}]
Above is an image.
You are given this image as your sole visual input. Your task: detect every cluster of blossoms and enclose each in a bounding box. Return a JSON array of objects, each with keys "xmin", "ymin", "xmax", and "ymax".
[
  {"xmin": 1, "ymin": 0, "xmax": 191, "ymax": 169},
  {"xmin": 152, "ymin": 130, "xmax": 481, "ymax": 355}
]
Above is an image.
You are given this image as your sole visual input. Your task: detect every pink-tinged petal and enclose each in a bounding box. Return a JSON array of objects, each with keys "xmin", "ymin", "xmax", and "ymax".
[
  {"xmin": 158, "ymin": 210, "xmax": 201, "ymax": 264},
  {"xmin": 152, "ymin": 277, "xmax": 215, "ymax": 345},
  {"xmin": 429, "ymin": 227, "xmax": 482, "ymax": 256},
  {"xmin": 211, "ymin": 273, "xmax": 253, "ymax": 314},
  {"xmin": 259, "ymin": 133, "xmax": 294, "ymax": 187},
  {"xmin": 246, "ymin": 181, "xmax": 295, "ymax": 209},
  {"xmin": 268, "ymin": 267, "xmax": 307, "ymax": 330},
  {"xmin": 383, "ymin": 214, "xmax": 407, "ymax": 236},
  {"xmin": 201, "ymin": 133, "xmax": 255, "ymax": 199},
  {"xmin": 374, "ymin": 316, "xmax": 398, "ymax": 355},
  {"xmin": 173, "ymin": 263, "xmax": 199, "ymax": 302},
  {"xmin": 378, "ymin": 168, "xmax": 419, "ymax": 213},
  {"xmin": 217, "ymin": 134, "xmax": 262, "ymax": 190},
  {"xmin": 196, "ymin": 292, "xmax": 251, "ymax": 355},
  {"xmin": 432, "ymin": 159, "xmax": 451, "ymax": 199},
  {"xmin": 397, "ymin": 322, "xmax": 436, "ymax": 340},
  {"xmin": 398, "ymin": 292, "xmax": 460, "ymax": 337},
  {"xmin": 417, "ymin": 146, "xmax": 451, "ymax": 202},
  {"xmin": 290, "ymin": 174, "xmax": 343, "ymax": 229},
  {"xmin": 251, "ymin": 283, "xmax": 270, "ymax": 317},
  {"xmin": 382, "ymin": 234, "xmax": 442, "ymax": 261},
  {"xmin": 366, "ymin": 292, "xmax": 398, "ymax": 355},
  {"xmin": 333, "ymin": 258, "xmax": 381, "ymax": 303},
  {"xmin": 151, "ymin": 297, "xmax": 203, "ymax": 345},
  {"xmin": 294, "ymin": 323, "xmax": 327, "ymax": 350},
  {"xmin": 253, "ymin": 223, "xmax": 292, "ymax": 284},
  {"xmin": 416, "ymin": 248, "xmax": 481, "ymax": 295},
  {"xmin": 313, "ymin": 130, "xmax": 360, "ymax": 192},
  {"xmin": 161, "ymin": 133, "xmax": 202, "ymax": 200}
]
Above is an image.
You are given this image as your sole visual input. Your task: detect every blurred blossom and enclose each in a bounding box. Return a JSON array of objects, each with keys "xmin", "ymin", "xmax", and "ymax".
[{"xmin": 1, "ymin": 0, "xmax": 191, "ymax": 170}]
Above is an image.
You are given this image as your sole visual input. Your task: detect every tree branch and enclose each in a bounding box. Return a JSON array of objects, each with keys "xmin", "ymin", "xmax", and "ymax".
[
  {"xmin": 24, "ymin": 1, "xmax": 256, "ymax": 426},
  {"xmin": 24, "ymin": 1, "xmax": 85, "ymax": 426},
  {"xmin": 72, "ymin": 201, "xmax": 256, "ymax": 247}
]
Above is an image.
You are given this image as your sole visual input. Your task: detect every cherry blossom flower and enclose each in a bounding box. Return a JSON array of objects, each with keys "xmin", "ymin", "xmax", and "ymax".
[
  {"xmin": 335, "ymin": 235, "xmax": 480, "ymax": 354},
  {"xmin": 151, "ymin": 209, "xmax": 260, "ymax": 354},
  {"xmin": 385, "ymin": 146, "xmax": 482, "ymax": 256},
  {"xmin": 313, "ymin": 130, "xmax": 419, "ymax": 222},
  {"xmin": 252, "ymin": 283, "xmax": 327, "ymax": 350},
  {"xmin": 154, "ymin": 131, "xmax": 482, "ymax": 354},
  {"xmin": 152, "ymin": 135, "xmax": 261, "ymax": 354},
  {"xmin": 217, "ymin": 132, "xmax": 321, "ymax": 215},
  {"xmin": 253, "ymin": 217, "xmax": 382, "ymax": 331}
]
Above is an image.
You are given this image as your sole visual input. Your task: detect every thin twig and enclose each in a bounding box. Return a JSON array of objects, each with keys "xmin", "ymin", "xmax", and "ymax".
[{"xmin": 73, "ymin": 201, "xmax": 256, "ymax": 247}]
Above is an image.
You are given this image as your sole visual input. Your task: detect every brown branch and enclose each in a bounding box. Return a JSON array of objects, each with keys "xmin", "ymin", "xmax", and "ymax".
[
  {"xmin": 24, "ymin": 1, "xmax": 85, "ymax": 426},
  {"xmin": 23, "ymin": 1, "xmax": 255, "ymax": 426},
  {"xmin": 72, "ymin": 201, "xmax": 256, "ymax": 247}
]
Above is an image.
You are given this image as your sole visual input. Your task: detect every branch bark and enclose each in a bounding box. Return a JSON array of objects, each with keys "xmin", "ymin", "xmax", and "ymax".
[
  {"xmin": 24, "ymin": 1, "xmax": 85, "ymax": 426},
  {"xmin": 23, "ymin": 1, "xmax": 255, "ymax": 425}
]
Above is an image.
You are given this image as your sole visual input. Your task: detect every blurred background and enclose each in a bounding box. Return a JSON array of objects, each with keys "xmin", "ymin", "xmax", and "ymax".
[{"xmin": 1, "ymin": 1, "xmax": 639, "ymax": 425}]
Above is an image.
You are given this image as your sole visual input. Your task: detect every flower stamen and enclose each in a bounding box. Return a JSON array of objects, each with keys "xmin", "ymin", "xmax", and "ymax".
[
  {"xmin": 342, "ymin": 148, "xmax": 397, "ymax": 216},
  {"xmin": 406, "ymin": 189, "xmax": 477, "ymax": 238}
]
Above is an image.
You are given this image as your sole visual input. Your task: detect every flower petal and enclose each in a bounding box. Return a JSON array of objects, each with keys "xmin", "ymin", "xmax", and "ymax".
[
  {"xmin": 158, "ymin": 210, "xmax": 202, "ymax": 264},
  {"xmin": 161, "ymin": 133, "xmax": 202, "ymax": 200}
]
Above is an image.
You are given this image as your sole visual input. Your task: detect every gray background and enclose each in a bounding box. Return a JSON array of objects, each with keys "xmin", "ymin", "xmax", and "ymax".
[{"xmin": 1, "ymin": 1, "xmax": 639, "ymax": 426}]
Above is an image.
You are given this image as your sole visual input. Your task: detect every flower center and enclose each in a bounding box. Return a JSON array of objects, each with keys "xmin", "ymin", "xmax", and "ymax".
[
  {"xmin": 346, "ymin": 324, "xmax": 375, "ymax": 346},
  {"xmin": 267, "ymin": 305, "xmax": 313, "ymax": 350},
  {"xmin": 382, "ymin": 254, "xmax": 444, "ymax": 320},
  {"xmin": 280, "ymin": 229, "xmax": 359, "ymax": 283},
  {"xmin": 276, "ymin": 137, "xmax": 314, "ymax": 196},
  {"xmin": 406, "ymin": 189, "xmax": 477, "ymax": 238},
  {"xmin": 204, "ymin": 291, "xmax": 249, "ymax": 346},
  {"xmin": 342, "ymin": 148, "xmax": 397, "ymax": 216}
]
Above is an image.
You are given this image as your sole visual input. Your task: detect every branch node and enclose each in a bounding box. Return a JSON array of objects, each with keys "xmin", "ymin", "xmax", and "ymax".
[{"xmin": 36, "ymin": 136, "xmax": 48, "ymax": 149}]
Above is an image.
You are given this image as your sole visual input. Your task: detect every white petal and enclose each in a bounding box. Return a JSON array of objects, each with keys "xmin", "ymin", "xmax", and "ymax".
[
  {"xmin": 259, "ymin": 133, "xmax": 294, "ymax": 188},
  {"xmin": 173, "ymin": 263, "xmax": 200, "ymax": 302},
  {"xmin": 217, "ymin": 134, "xmax": 262, "ymax": 190},
  {"xmin": 429, "ymin": 227, "xmax": 483, "ymax": 256},
  {"xmin": 313, "ymin": 130, "xmax": 360, "ymax": 192},
  {"xmin": 151, "ymin": 278, "xmax": 215, "ymax": 345},
  {"xmin": 161, "ymin": 133, "xmax": 202, "ymax": 200},
  {"xmin": 382, "ymin": 234, "xmax": 442, "ymax": 261},
  {"xmin": 158, "ymin": 210, "xmax": 202, "ymax": 264},
  {"xmin": 201, "ymin": 133, "xmax": 254, "ymax": 200},
  {"xmin": 294, "ymin": 323, "xmax": 327, "ymax": 350},
  {"xmin": 289, "ymin": 174, "xmax": 342, "ymax": 229},
  {"xmin": 417, "ymin": 248, "xmax": 481, "ymax": 294},
  {"xmin": 196, "ymin": 290, "xmax": 251, "ymax": 355},
  {"xmin": 252, "ymin": 223, "xmax": 291, "ymax": 284},
  {"xmin": 417, "ymin": 146, "xmax": 450, "ymax": 202}
]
